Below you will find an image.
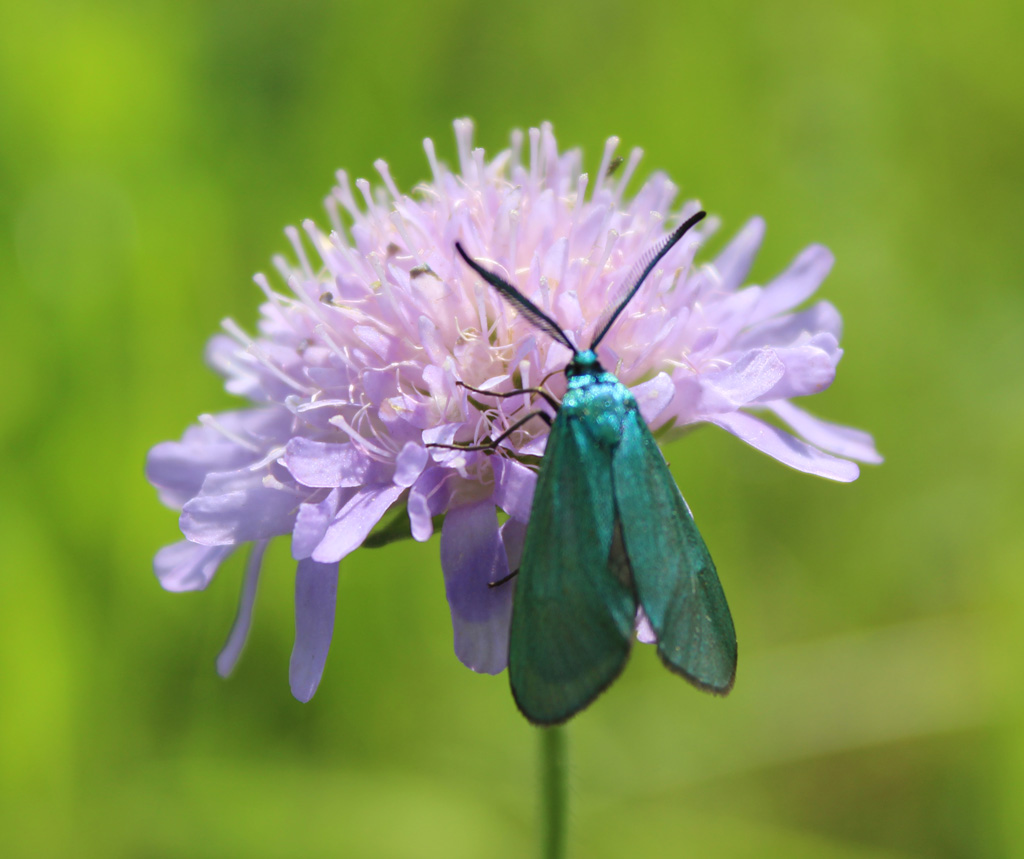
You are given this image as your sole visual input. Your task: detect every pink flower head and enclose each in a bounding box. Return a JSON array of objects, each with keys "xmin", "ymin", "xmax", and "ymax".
[{"xmin": 146, "ymin": 120, "xmax": 879, "ymax": 700}]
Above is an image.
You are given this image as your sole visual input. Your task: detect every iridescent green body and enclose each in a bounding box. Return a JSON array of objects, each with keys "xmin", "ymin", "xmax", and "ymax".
[
  {"xmin": 452, "ymin": 211, "xmax": 736, "ymax": 725},
  {"xmin": 509, "ymin": 351, "xmax": 737, "ymax": 724}
]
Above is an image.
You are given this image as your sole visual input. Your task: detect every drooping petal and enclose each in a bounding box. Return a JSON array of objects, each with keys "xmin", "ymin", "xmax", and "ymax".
[
  {"xmin": 770, "ymin": 400, "xmax": 883, "ymax": 463},
  {"xmin": 289, "ymin": 558, "xmax": 340, "ymax": 702},
  {"xmin": 216, "ymin": 541, "xmax": 267, "ymax": 677},
  {"xmin": 709, "ymin": 411, "xmax": 860, "ymax": 482},
  {"xmin": 153, "ymin": 540, "xmax": 233, "ymax": 592},
  {"xmin": 439, "ymin": 501, "xmax": 514, "ymax": 675},
  {"xmin": 311, "ymin": 484, "xmax": 405, "ymax": 562}
]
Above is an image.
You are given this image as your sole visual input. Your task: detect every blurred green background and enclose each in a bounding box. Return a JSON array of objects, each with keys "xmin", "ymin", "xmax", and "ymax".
[{"xmin": 1, "ymin": 0, "xmax": 1021, "ymax": 856}]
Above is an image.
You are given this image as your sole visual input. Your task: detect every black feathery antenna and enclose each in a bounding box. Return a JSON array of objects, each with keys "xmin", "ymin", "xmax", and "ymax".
[
  {"xmin": 454, "ymin": 242, "xmax": 578, "ymax": 355},
  {"xmin": 590, "ymin": 210, "xmax": 706, "ymax": 349}
]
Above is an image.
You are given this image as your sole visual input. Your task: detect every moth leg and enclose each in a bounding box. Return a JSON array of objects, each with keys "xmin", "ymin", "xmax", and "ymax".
[
  {"xmin": 426, "ymin": 410, "xmax": 552, "ymax": 452},
  {"xmin": 456, "ymin": 380, "xmax": 560, "ymax": 413},
  {"xmin": 488, "ymin": 568, "xmax": 519, "ymax": 588}
]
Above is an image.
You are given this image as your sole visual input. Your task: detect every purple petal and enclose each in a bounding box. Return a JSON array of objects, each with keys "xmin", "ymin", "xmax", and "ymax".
[
  {"xmin": 697, "ymin": 349, "xmax": 786, "ymax": 413},
  {"xmin": 354, "ymin": 324, "xmax": 394, "ymax": 362},
  {"xmin": 498, "ymin": 518, "xmax": 527, "ymax": 573},
  {"xmin": 180, "ymin": 469, "xmax": 299, "ymax": 546},
  {"xmin": 713, "ymin": 216, "xmax": 765, "ymax": 290},
  {"xmin": 359, "ymin": 367, "xmax": 399, "ymax": 404},
  {"xmin": 393, "ymin": 442, "xmax": 428, "ymax": 487},
  {"xmin": 284, "ymin": 438, "xmax": 386, "ymax": 488},
  {"xmin": 146, "ymin": 440, "xmax": 235, "ymax": 510},
  {"xmin": 756, "ymin": 339, "xmax": 838, "ymax": 401},
  {"xmin": 749, "ymin": 244, "xmax": 834, "ymax": 325},
  {"xmin": 631, "ymin": 372, "xmax": 676, "ymax": 426},
  {"xmin": 216, "ymin": 541, "xmax": 267, "ymax": 677},
  {"xmin": 422, "ymin": 423, "xmax": 460, "ymax": 447},
  {"xmin": 153, "ymin": 540, "xmax": 232, "ymax": 592},
  {"xmin": 492, "ymin": 457, "xmax": 537, "ymax": 523},
  {"xmin": 518, "ymin": 434, "xmax": 548, "ymax": 456},
  {"xmin": 407, "ymin": 466, "xmax": 452, "ymax": 541},
  {"xmin": 439, "ymin": 501, "xmax": 514, "ymax": 674},
  {"xmin": 418, "ymin": 315, "xmax": 447, "ymax": 365},
  {"xmin": 736, "ymin": 301, "xmax": 843, "ymax": 350},
  {"xmin": 206, "ymin": 334, "xmax": 263, "ymax": 400},
  {"xmin": 291, "ymin": 489, "xmax": 344, "ymax": 559},
  {"xmin": 710, "ymin": 411, "xmax": 859, "ymax": 482},
  {"xmin": 635, "ymin": 607, "xmax": 657, "ymax": 644},
  {"xmin": 770, "ymin": 400, "xmax": 883, "ymax": 463},
  {"xmin": 311, "ymin": 484, "xmax": 404, "ymax": 562},
  {"xmin": 146, "ymin": 408, "xmax": 287, "ymax": 508},
  {"xmin": 289, "ymin": 558, "xmax": 340, "ymax": 702}
]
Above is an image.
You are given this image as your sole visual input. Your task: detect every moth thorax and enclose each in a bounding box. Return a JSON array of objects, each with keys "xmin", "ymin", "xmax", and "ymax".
[{"xmin": 581, "ymin": 388, "xmax": 628, "ymax": 447}]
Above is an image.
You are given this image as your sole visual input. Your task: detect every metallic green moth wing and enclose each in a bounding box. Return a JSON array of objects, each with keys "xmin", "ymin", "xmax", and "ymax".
[
  {"xmin": 508, "ymin": 412, "xmax": 636, "ymax": 726},
  {"xmin": 612, "ymin": 408, "xmax": 737, "ymax": 693}
]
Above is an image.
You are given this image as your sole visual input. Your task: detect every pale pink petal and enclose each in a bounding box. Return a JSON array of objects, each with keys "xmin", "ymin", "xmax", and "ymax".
[
  {"xmin": 736, "ymin": 301, "xmax": 843, "ymax": 350},
  {"xmin": 708, "ymin": 411, "xmax": 860, "ymax": 483},
  {"xmin": 696, "ymin": 349, "xmax": 786, "ymax": 413},
  {"xmin": 713, "ymin": 216, "xmax": 765, "ymax": 289},
  {"xmin": 770, "ymin": 400, "xmax": 883, "ymax": 463},
  {"xmin": 748, "ymin": 244, "xmax": 834, "ymax": 325},
  {"xmin": 631, "ymin": 372, "xmax": 676, "ymax": 426},
  {"xmin": 635, "ymin": 607, "xmax": 657, "ymax": 644},
  {"xmin": 709, "ymin": 411, "xmax": 860, "ymax": 482},
  {"xmin": 756, "ymin": 340, "xmax": 838, "ymax": 401}
]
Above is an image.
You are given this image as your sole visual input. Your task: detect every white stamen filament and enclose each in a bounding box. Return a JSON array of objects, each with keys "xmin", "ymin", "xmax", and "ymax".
[
  {"xmin": 221, "ymin": 318, "xmax": 315, "ymax": 395},
  {"xmin": 197, "ymin": 413, "xmax": 264, "ymax": 452},
  {"xmin": 593, "ymin": 135, "xmax": 619, "ymax": 198}
]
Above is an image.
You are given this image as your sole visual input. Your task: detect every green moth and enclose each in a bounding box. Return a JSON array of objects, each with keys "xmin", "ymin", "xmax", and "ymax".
[{"xmin": 453, "ymin": 211, "xmax": 736, "ymax": 725}]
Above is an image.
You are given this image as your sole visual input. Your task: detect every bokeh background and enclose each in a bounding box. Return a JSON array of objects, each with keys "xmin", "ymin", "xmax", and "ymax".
[{"xmin": 1, "ymin": 1, "xmax": 1021, "ymax": 856}]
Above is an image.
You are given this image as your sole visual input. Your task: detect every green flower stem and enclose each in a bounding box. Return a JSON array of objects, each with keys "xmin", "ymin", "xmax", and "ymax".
[{"xmin": 540, "ymin": 725, "xmax": 568, "ymax": 859}]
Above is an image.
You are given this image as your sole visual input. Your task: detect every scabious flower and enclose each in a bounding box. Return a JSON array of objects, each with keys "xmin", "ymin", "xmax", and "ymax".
[{"xmin": 146, "ymin": 119, "xmax": 880, "ymax": 701}]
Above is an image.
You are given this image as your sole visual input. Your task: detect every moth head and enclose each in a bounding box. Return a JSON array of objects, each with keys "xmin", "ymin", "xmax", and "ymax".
[{"xmin": 566, "ymin": 349, "xmax": 602, "ymax": 380}]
